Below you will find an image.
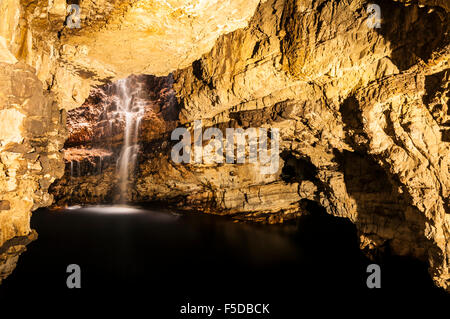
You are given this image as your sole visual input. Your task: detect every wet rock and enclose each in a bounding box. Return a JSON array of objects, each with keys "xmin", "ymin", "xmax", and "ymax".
[
  {"xmin": 0, "ymin": 0, "xmax": 448, "ymax": 292},
  {"xmin": 0, "ymin": 62, "xmax": 65, "ymax": 252}
]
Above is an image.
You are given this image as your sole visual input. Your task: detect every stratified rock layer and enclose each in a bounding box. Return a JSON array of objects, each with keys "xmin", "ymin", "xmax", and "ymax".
[
  {"xmin": 0, "ymin": 0, "xmax": 264, "ymax": 282},
  {"xmin": 137, "ymin": 0, "xmax": 449, "ymax": 290},
  {"xmin": 0, "ymin": 62, "xmax": 65, "ymax": 281},
  {"xmin": 0, "ymin": 0, "xmax": 449, "ymax": 292},
  {"xmin": 50, "ymin": 74, "xmax": 179, "ymax": 205}
]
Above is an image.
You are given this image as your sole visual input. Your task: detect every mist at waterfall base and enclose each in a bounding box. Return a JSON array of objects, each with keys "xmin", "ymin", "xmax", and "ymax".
[
  {"xmin": 0, "ymin": 205, "xmax": 447, "ymax": 313},
  {"xmin": 1, "ymin": 79, "xmax": 446, "ymax": 313}
]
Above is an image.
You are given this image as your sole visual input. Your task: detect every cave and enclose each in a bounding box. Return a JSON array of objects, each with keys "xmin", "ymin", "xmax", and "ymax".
[{"xmin": 0, "ymin": 0, "xmax": 449, "ymax": 312}]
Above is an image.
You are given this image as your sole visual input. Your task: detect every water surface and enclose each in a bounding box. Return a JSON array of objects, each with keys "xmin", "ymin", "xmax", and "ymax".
[{"xmin": 0, "ymin": 205, "xmax": 446, "ymax": 314}]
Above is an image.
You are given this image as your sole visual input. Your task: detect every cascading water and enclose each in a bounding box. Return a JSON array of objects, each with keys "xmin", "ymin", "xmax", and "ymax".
[{"xmin": 112, "ymin": 78, "xmax": 145, "ymax": 202}]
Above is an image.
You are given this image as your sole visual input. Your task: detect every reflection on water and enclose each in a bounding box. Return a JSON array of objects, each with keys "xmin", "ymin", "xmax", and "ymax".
[{"xmin": 0, "ymin": 205, "xmax": 447, "ymax": 312}]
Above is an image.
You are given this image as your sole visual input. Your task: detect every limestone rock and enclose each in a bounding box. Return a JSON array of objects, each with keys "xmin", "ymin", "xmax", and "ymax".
[
  {"xmin": 59, "ymin": 0, "xmax": 265, "ymax": 78},
  {"xmin": 165, "ymin": 0, "xmax": 450, "ymax": 291},
  {"xmin": 0, "ymin": 62, "xmax": 65, "ymax": 270}
]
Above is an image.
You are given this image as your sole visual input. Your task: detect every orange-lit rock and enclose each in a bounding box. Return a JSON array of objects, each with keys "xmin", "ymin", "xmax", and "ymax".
[{"xmin": 0, "ymin": 0, "xmax": 448, "ymax": 292}]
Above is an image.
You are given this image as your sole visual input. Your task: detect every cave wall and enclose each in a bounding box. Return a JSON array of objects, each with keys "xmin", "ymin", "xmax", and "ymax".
[
  {"xmin": 0, "ymin": 0, "xmax": 264, "ymax": 282},
  {"xmin": 135, "ymin": 0, "xmax": 449, "ymax": 290},
  {"xmin": 50, "ymin": 74, "xmax": 179, "ymax": 205},
  {"xmin": 0, "ymin": 62, "xmax": 65, "ymax": 283},
  {"xmin": 0, "ymin": 0, "xmax": 448, "ymax": 291}
]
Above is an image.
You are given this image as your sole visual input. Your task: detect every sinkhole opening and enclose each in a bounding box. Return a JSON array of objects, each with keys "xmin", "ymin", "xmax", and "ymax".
[{"xmin": 50, "ymin": 74, "xmax": 181, "ymax": 206}]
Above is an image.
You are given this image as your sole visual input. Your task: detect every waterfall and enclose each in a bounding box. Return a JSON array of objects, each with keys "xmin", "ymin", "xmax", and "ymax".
[
  {"xmin": 97, "ymin": 157, "xmax": 102, "ymax": 175},
  {"xmin": 113, "ymin": 78, "xmax": 145, "ymax": 202}
]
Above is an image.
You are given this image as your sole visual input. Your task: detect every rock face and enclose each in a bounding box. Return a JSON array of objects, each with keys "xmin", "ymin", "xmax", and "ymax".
[
  {"xmin": 59, "ymin": 0, "xmax": 265, "ymax": 78},
  {"xmin": 0, "ymin": 62, "xmax": 65, "ymax": 283},
  {"xmin": 0, "ymin": 0, "xmax": 449, "ymax": 292},
  {"xmin": 50, "ymin": 74, "xmax": 179, "ymax": 205},
  {"xmin": 166, "ymin": 0, "xmax": 449, "ymax": 291},
  {"xmin": 0, "ymin": 0, "xmax": 264, "ymax": 284}
]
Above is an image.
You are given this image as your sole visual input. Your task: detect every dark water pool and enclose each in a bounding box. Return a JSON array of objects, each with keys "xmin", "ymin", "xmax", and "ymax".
[{"xmin": 0, "ymin": 205, "xmax": 447, "ymax": 314}]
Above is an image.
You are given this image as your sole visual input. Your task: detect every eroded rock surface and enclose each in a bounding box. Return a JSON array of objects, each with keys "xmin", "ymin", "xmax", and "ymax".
[
  {"xmin": 138, "ymin": 0, "xmax": 449, "ymax": 290},
  {"xmin": 59, "ymin": 0, "xmax": 265, "ymax": 78},
  {"xmin": 50, "ymin": 74, "xmax": 179, "ymax": 205},
  {"xmin": 0, "ymin": 62, "xmax": 65, "ymax": 278},
  {"xmin": 0, "ymin": 0, "xmax": 449, "ymax": 292},
  {"xmin": 0, "ymin": 0, "xmax": 261, "ymax": 280}
]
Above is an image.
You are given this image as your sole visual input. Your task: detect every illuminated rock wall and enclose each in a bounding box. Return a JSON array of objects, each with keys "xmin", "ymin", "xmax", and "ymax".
[{"xmin": 0, "ymin": 0, "xmax": 448, "ymax": 291}]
